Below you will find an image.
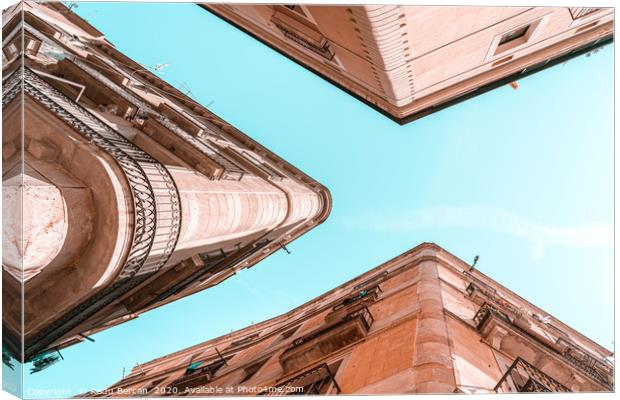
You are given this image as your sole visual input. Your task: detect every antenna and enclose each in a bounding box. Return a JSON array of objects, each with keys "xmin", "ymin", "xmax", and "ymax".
[
  {"xmin": 175, "ymin": 80, "xmax": 196, "ymax": 99},
  {"xmin": 136, "ymin": 362, "xmax": 145, "ymax": 374}
]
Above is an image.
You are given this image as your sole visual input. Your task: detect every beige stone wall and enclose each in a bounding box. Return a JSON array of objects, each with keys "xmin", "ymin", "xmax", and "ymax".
[
  {"xmin": 204, "ymin": 5, "xmax": 614, "ymax": 120},
  {"xmin": 95, "ymin": 243, "xmax": 612, "ymax": 396}
]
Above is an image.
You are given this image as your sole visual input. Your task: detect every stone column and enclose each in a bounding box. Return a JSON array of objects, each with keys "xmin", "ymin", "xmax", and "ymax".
[{"xmin": 411, "ymin": 257, "xmax": 456, "ymax": 393}]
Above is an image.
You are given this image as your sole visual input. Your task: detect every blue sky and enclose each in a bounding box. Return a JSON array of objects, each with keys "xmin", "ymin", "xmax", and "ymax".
[{"xmin": 10, "ymin": 3, "xmax": 614, "ymax": 397}]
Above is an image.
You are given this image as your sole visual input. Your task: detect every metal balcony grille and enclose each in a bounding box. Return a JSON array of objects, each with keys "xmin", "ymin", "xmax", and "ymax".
[
  {"xmin": 229, "ymin": 333, "xmax": 260, "ymax": 348},
  {"xmin": 169, "ymin": 359, "xmax": 227, "ymax": 391},
  {"xmin": 562, "ymin": 347, "xmax": 613, "ymax": 390},
  {"xmin": 291, "ymin": 306, "xmax": 374, "ymax": 349},
  {"xmin": 494, "ymin": 357, "xmax": 570, "ymax": 393},
  {"xmin": 13, "ymin": 67, "xmax": 181, "ymax": 361},
  {"xmin": 333, "ymin": 286, "xmax": 381, "ymax": 311},
  {"xmin": 342, "ymin": 306, "xmax": 374, "ymax": 332},
  {"xmin": 472, "ymin": 303, "xmax": 511, "ymax": 330},
  {"xmin": 260, "ymin": 363, "xmax": 341, "ymax": 396},
  {"xmin": 353, "ymin": 271, "xmax": 388, "ymax": 291},
  {"xmin": 473, "ymin": 303, "xmax": 613, "ymax": 390}
]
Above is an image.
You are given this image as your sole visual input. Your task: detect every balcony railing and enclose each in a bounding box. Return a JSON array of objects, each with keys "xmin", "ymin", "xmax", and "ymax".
[
  {"xmin": 473, "ymin": 303, "xmax": 510, "ymax": 330},
  {"xmin": 169, "ymin": 359, "xmax": 227, "ymax": 391},
  {"xmin": 494, "ymin": 357, "xmax": 570, "ymax": 393},
  {"xmin": 466, "ymin": 282, "xmax": 518, "ymax": 315},
  {"xmin": 332, "ymin": 285, "xmax": 381, "ymax": 312},
  {"xmin": 562, "ymin": 346, "xmax": 613, "ymax": 390},
  {"xmin": 342, "ymin": 306, "xmax": 374, "ymax": 332},
  {"xmin": 291, "ymin": 306, "xmax": 374, "ymax": 349},
  {"xmin": 280, "ymin": 307, "xmax": 373, "ymax": 373},
  {"xmin": 353, "ymin": 271, "xmax": 388, "ymax": 291},
  {"xmin": 260, "ymin": 363, "xmax": 341, "ymax": 396},
  {"xmin": 473, "ymin": 302, "xmax": 613, "ymax": 390},
  {"xmin": 17, "ymin": 67, "xmax": 181, "ymax": 360}
]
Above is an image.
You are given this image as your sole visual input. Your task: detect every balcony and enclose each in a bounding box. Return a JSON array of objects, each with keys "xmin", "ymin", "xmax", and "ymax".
[
  {"xmin": 473, "ymin": 303, "xmax": 613, "ymax": 391},
  {"xmin": 279, "ymin": 307, "xmax": 373, "ymax": 373},
  {"xmin": 332, "ymin": 286, "xmax": 381, "ymax": 313},
  {"xmin": 473, "ymin": 303, "xmax": 509, "ymax": 328},
  {"xmin": 494, "ymin": 357, "xmax": 570, "ymax": 393},
  {"xmin": 168, "ymin": 358, "xmax": 227, "ymax": 391},
  {"xmin": 260, "ymin": 363, "xmax": 341, "ymax": 396}
]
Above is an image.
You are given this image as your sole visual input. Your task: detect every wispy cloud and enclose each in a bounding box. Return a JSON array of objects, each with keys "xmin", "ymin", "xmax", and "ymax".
[
  {"xmin": 346, "ymin": 206, "xmax": 611, "ymax": 260},
  {"xmin": 234, "ymin": 275, "xmax": 267, "ymax": 301}
]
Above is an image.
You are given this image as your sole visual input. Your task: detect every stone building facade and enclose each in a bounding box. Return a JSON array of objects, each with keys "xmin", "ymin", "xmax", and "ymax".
[
  {"xmin": 202, "ymin": 5, "xmax": 614, "ymax": 123},
  {"xmin": 90, "ymin": 243, "xmax": 613, "ymax": 396},
  {"xmin": 2, "ymin": 1, "xmax": 330, "ymax": 366}
]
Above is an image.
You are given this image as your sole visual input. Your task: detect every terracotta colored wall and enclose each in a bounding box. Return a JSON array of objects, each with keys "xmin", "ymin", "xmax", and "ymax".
[{"xmin": 95, "ymin": 244, "xmax": 612, "ymax": 396}]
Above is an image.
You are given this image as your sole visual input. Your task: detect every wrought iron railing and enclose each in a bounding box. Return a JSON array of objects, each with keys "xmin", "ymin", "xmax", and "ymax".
[
  {"xmin": 472, "ymin": 300, "xmax": 613, "ymax": 390},
  {"xmin": 290, "ymin": 306, "xmax": 374, "ymax": 349},
  {"xmin": 260, "ymin": 363, "xmax": 341, "ymax": 396},
  {"xmin": 2, "ymin": 68, "xmax": 22, "ymax": 106},
  {"xmin": 342, "ymin": 306, "xmax": 374, "ymax": 331},
  {"xmin": 16, "ymin": 68, "xmax": 181, "ymax": 360},
  {"xmin": 466, "ymin": 282, "xmax": 518, "ymax": 315},
  {"xmin": 562, "ymin": 346, "xmax": 613, "ymax": 390},
  {"xmin": 472, "ymin": 303, "xmax": 511, "ymax": 330},
  {"xmin": 332, "ymin": 285, "xmax": 381, "ymax": 311},
  {"xmin": 494, "ymin": 357, "xmax": 570, "ymax": 393},
  {"xmin": 353, "ymin": 271, "xmax": 388, "ymax": 291},
  {"xmin": 169, "ymin": 359, "xmax": 227, "ymax": 391}
]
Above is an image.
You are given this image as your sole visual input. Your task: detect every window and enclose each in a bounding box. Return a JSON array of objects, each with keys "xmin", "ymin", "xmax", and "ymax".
[
  {"xmin": 280, "ymin": 326, "xmax": 300, "ymax": 340},
  {"xmin": 186, "ymin": 361, "xmax": 204, "ymax": 374},
  {"xmin": 283, "ymin": 5, "xmax": 307, "ymax": 17},
  {"xmin": 240, "ymin": 358, "xmax": 269, "ymax": 383},
  {"xmin": 2, "ymin": 43, "xmax": 18, "ymax": 60},
  {"xmin": 199, "ymin": 248, "xmax": 229, "ymax": 267},
  {"xmin": 266, "ymin": 362, "xmax": 342, "ymax": 395},
  {"xmin": 494, "ymin": 24, "xmax": 531, "ymax": 55},
  {"xmin": 139, "ymin": 378, "xmax": 165, "ymax": 396},
  {"xmin": 228, "ymin": 333, "xmax": 260, "ymax": 349},
  {"xmin": 241, "ymin": 151, "xmax": 285, "ymax": 181},
  {"xmin": 169, "ymin": 357, "xmax": 229, "ymax": 391},
  {"xmin": 271, "ymin": 7, "xmax": 336, "ymax": 61},
  {"xmin": 498, "ymin": 25, "xmax": 529, "ymax": 46}
]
